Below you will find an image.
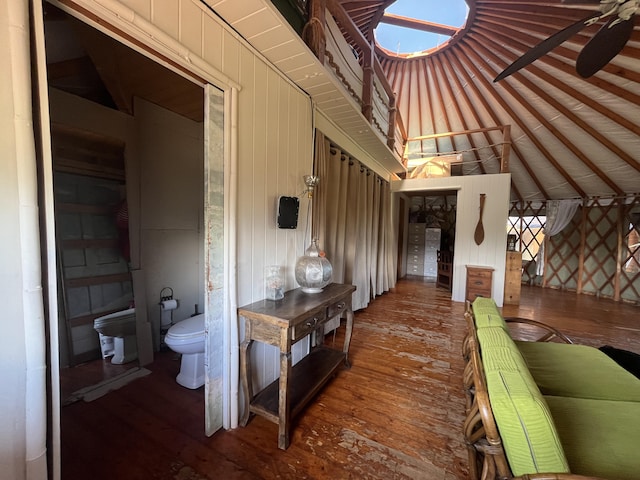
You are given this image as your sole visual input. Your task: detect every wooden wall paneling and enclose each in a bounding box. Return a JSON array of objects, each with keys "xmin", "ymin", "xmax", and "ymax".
[
  {"xmin": 178, "ymin": 0, "xmax": 204, "ymax": 58},
  {"xmin": 150, "ymin": 0, "xmax": 179, "ymax": 40},
  {"xmin": 202, "ymin": 12, "xmax": 224, "ymax": 71}
]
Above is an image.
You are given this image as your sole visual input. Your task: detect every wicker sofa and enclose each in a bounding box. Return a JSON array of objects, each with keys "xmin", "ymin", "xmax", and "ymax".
[{"xmin": 463, "ymin": 297, "xmax": 640, "ymax": 480}]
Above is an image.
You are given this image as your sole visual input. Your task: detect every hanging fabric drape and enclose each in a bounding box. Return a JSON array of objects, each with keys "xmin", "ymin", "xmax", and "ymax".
[
  {"xmin": 312, "ymin": 132, "xmax": 395, "ymax": 310},
  {"xmin": 536, "ymin": 199, "xmax": 582, "ymax": 276}
]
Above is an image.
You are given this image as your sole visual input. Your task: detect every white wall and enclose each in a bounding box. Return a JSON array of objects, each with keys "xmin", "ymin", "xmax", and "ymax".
[
  {"xmin": 0, "ymin": 2, "xmax": 47, "ymax": 478},
  {"xmin": 392, "ymin": 173, "xmax": 511, "ymax": 305}
]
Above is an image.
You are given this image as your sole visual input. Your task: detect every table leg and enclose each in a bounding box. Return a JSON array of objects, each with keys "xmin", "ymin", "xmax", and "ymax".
[
  {"xmin": 239, "ymin": 337, "xmax": 254, "ymax": 427},
  {"xmin": 278, "ymin": 350, "xmax": 292, "ymax": 449},
  {"xmin": 343, "ymin": 307, "xmax": 354, "ymax": 368}
]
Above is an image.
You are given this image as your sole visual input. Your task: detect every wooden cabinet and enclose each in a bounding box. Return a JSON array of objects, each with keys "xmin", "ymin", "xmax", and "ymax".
[
  {"xmin": 465, "ymin": 265, "xmax": 494, "ymax": 302},
  {"xmin": 504, "ymin": 251, "xmax": 522, "ymax": 305},
  {"xmin": 238, "ymin": 283, "xmax": 356, "ymax": 450}
]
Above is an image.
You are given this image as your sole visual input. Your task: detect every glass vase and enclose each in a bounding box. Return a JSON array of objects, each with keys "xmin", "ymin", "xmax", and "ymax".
[
  {"xmin": 265, "ymin": 265, "xmax": 284, "ymax": 300},
  {"xmin": 295, "ymin": 239, "xmax": 332, "ymax": 293}
]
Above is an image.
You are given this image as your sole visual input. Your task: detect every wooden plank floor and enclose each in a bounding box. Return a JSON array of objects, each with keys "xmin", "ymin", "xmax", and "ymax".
[{"xmin": 61, "ymin": 278, "xmax": 640, "ymax": 479}]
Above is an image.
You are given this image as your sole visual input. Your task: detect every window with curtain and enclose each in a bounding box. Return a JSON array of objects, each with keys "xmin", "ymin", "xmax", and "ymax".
[{"xmin": 312, "ymin": 131, "xmax": 396, "ymax": 310}]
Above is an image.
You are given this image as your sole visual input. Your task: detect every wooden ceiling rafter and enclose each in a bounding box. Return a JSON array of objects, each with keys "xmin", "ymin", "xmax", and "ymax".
[
  {"xmin": 421, "ymin": 59, "xmax": 436, "ymax": 152},
  {"xmin": 336, "ymin": 0, "xmax": 639, "ymax": 200},
  {"xmin": 473, "ymin": 27, "xmax": 640, "ymax": 86},
  {"xmin": 427, "ymin": 57, "xmax": 464, "ymax": 171},
  {"xmin": 468, "ymin": 28, "xmax": 640, "ymax": 109},
  {"xmin": 458, "ymin": 40, "xmax": 623, "ymax": 196},
  {"xmin": 478, "ymin": 10, "xmax": 640, "ymax": 63},
  {"xmin": 467, "ymin": 37, "xmax": 640, "ymax": 175},
  {"xmin": 448, "ymin": 44, "xmax": 586, "ymax": 197},
  {"xmin": 431, "ymin": 55, "xmax": 494, "ymax": 179},
  {"xmin": 470, "ymin": 30, "xmax": 640, "ymax": 137},
  {"xmin": 433, "ymin": 58, "xmax": 494, "ymax": 177},
  {"xmin": 436, "ymin": 52, "xmax": 532, "ymax": 200}
]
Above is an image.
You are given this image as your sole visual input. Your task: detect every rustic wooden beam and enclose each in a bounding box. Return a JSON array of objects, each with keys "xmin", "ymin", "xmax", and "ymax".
[
  {"xmin": 305, "ymin": 0, "xmax": 326, "ymax": 63},
  {"xmin": 615, "ymin": 201, "xmax": 624, "ymax": 301},
  {"xmin": 386, "ymin": 95, "xmax": 396, "ymax": 151},
  {"xmin": 362, "ymin": 42, "xmax": 374, "ymax": 121},
  {"xmin": 409, "ymin": 126, "xmax": 505, "ymax": 141},
  {"xmin": 577, "ymin": 198, "xmax": 588, "ymax": 294},
  {"xmin": 500, "ymin": 125, "xmax": 511, "ymax": 174},
  {"xmin": 379, "ymin": 13, "xmax": 458, "ymax": 36}
]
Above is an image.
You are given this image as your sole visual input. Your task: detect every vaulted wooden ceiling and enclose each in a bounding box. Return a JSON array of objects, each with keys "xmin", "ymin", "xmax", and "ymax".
[{"xmin": 338, "ymin": 0, "xmax": 640, "ymax": 202}]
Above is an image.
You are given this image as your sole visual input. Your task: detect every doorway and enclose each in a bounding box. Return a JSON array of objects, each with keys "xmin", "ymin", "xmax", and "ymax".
[
  {"xmin": 43, "ymin": 2, "xmax": 208, "ymax": 407},
  {"xmin": 401, "ymin": 190, "xmax": 457, "ymax": 292}
]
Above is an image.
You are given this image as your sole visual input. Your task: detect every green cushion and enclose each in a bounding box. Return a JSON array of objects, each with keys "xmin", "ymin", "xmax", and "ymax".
[
  {"xmin": 481, "ymin": 342, "xmax": 569, "ymax": 476},
  {"xmin": 516, "ymin": 341, "xmax": 640, "ymax": 402},
  {"xmin": 472, "ymin": 297, "xmax": 507, "ymax": 329},
  {"xmin": 477, "ymin": 327, "xmax": 518, "ymax": 351},
  {"xmin": 545, "ymin": 396, "xmax": 640, "ymax": 480}
]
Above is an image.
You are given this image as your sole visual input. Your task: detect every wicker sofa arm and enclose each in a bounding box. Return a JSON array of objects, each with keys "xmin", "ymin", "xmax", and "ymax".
[{"xmin": 504, "ymin": 317, "xmax": 573, "ymax": 344}]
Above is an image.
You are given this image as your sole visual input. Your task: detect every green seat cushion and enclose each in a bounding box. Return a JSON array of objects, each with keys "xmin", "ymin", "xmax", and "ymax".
[
  {"xmin": 545, "ymin": 396, "xmax": 640, "ymax": 480},
  {"xmin": 472, "ymin": 297, "xmax": 507, "ymax": 329},
  {"xmin": 516, "ymin": 341, "xmax": 640, "ymax": 402},
  {"xmin": 482, "ymin": 344, "xmax": 569, "ymax": 476}
]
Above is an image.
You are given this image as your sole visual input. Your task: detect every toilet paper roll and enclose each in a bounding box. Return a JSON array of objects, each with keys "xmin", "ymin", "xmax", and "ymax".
[{"xmin": 160, "ymin": 299, "xmax": 178, "ymax": 311}]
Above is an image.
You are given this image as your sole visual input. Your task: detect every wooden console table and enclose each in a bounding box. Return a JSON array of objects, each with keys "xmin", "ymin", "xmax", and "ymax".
[{"xmin": 238, "ymin": 282, "xmax": 356, "ymax": 449}]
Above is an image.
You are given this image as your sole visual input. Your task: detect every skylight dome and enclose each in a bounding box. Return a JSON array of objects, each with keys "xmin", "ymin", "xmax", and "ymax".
[{"xmin": 375, "ymin": 0, "xmax": 469, "ymax": 57}]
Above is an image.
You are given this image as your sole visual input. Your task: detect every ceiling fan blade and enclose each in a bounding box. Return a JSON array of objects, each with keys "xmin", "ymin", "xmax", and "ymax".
[
  {"xmin": 494, "ymin": 13, "xmax": 598, "ymax": 82},
  {"xmin": 576, "ymin": 17, "xmax": 634, "ymax": 77}
]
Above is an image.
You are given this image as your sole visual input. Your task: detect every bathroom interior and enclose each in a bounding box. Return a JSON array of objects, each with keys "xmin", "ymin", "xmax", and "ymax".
[{"xmin": 46, "ymin": 5, "xmax": 211, "ymax": 407}]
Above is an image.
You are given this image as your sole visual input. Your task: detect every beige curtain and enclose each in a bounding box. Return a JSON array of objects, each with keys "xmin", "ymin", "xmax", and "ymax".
[{"xmin": 312, "ymin": 131, "xmax": 396, "ymax": 310}]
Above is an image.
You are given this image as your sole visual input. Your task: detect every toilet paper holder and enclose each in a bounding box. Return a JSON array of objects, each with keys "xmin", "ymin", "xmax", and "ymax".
[{"xmin": 159, "ymin": 287, "xmax": 178, "ymax": 350}]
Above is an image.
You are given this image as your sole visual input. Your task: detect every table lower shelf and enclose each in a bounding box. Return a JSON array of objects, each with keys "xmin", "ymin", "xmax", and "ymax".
[{"xmin": 249, "ymin": 346, "xmax": 346, "ymax": 423}]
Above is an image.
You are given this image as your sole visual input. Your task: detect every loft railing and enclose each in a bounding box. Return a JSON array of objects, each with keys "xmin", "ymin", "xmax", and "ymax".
[
  {"xmin": 405, "ymin": 126, "xmax": 512, "ymax": 174},
  {"xmin": 304, "ymin": 0, "xmax": 406, "ymax": 160}
]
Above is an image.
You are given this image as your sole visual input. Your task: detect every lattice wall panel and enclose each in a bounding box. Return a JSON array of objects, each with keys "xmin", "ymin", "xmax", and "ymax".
[
  {"xmin": 621, "ymin": 199, "xmax": 640, "ymax": 303},
  {"xmin": 509, "ymin": 197, "xmax": 640, "ymax": 305},
  {"xmin": 581, "ymin": 200, "xmax": 619, "ymax": 298},
  {"xmin": 545, "ymin": 211, "xmax": 581, "ymax": 291},
  {"xmin": 509, "ymin": 202, "xmax": 545, "ymax": 285}
]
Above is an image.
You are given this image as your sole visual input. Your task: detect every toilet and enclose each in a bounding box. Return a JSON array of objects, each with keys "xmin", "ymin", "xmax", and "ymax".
[
  {"xmin": 164, "ymin": 313, "xmax": 205, "ymax": 389},
  {"xmin": 93, "ymin": 308, "xmax": 138, "ymax": 364}
]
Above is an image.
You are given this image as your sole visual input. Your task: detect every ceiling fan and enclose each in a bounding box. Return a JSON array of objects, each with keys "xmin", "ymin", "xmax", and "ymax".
[{"xmin": 494, "ymin": 0, "xmax": 638, "ymax": 82}]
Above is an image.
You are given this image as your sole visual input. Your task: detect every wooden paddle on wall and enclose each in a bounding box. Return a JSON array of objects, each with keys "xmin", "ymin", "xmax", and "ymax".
[{"xmin": 474, "ymin": 194, "xmax": 486, "ymax": 245}]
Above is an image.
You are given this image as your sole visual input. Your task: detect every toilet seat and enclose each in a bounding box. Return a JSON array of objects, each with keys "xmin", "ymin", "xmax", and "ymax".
[
  {"xmin": 164, "ymin": 314, "xmax": 206, "ymax": 388},
  {"xmin": 93, "ymin": 308, "xmax": 137, "ymax": 337},
  {"xmin": 165, "ymin": 314, "xmax": 205, "ymax": 348}
]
